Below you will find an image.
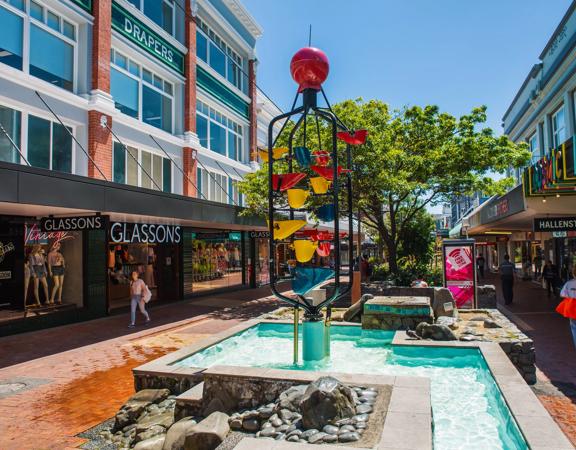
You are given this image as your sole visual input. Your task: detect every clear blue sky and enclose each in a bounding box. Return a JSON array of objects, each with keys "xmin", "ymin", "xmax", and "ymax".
[{"xmin": 244, "ymin": 0, "xmax": 572, "ymax": 133}]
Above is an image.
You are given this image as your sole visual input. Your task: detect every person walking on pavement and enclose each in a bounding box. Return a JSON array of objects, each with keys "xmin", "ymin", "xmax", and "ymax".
[
  {"xmin": 534, "ymin": 253, "xmax": 543, "ymax": 280},
  {"xmin": 476, "ymin": 254, "xmax": 485, "ymax": 279},
  {"xmin": 542, "ymin": 260, "xmax": 558, "ymax": 297},
  {"xmin": 129, "ymin": 270, "xmax": 151, "ymax": 328},
  {"xmin": 500, "ymin": 254, "xmax": 515, "ymax": 305},
  {"xmin": 557, "ymin": 266, "xmax": 576, "ymax": 350}
]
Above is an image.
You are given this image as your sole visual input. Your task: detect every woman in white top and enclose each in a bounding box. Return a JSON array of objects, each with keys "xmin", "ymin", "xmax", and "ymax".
[
  {"xmin": 557, "ymin": 266, "xmax": 576, "ymax": 350},
  {"xmin": 129, "ymin": 270, "xmax": 150, "ymax": 328}
]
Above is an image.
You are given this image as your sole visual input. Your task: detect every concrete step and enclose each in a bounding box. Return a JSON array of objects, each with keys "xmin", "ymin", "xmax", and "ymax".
[{"xmin": 175, "ymin": 381, "xmax": 204, "ymax": 420}]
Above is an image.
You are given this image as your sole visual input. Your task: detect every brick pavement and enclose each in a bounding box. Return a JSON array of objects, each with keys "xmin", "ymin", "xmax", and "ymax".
[
  {"xmin": 0, "ymin": 286, "xmax": 281, "ymax": 449},
  {"xmin": 485, "ymin": 272, "xmax": 576, "ymax": 446}
]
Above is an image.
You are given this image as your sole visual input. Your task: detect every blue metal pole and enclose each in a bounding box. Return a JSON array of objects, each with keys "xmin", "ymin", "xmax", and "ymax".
[{"xmin": 303, "ymin": 319, "xmax": 325, "ymax": 362}]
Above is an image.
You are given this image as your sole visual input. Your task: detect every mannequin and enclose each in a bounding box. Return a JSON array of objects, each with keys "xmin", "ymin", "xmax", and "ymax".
[
  {"xmin": 24, "ymin": 257, "xmax": 36, "ymax": 307},
  {"xmin": 29, "ymin": 245, "xmax": 49, "ymax": 306},
  {"xmin": 48, "ymin": 242, "xmax": 66, "ymax": 304}
]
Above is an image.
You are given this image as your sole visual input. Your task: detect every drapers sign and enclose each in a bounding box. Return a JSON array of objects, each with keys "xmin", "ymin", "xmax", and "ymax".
[
  {"xmin": 111, "ymin": 1, "xmax": 185, "ymax": 75},
  {"xmin": 70, "ymin": 0, "xmax": 92, "ymax": 13},
  {"xmin": 524, "ymin": 136, "xmax": 576, "ymax": 196},
  {"xmin": 41, "ymin": 215, "xmax": 108, "ymax": 232},
  {"xmin": 110, "ymin": 222, "xmax": 182, "ymax": 244},
  {"xmin": 534, "ymin": 217, "xmax": 576, "ymax": 232}
]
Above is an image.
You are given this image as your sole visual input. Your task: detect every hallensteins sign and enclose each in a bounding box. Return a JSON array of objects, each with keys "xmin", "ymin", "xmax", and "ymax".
[
  {"xmin": 534, "ymin": 217, "xmax": 576, "ymax": 232},
  {"xmin": 111, "ymin": 1, "xmax": 185, "ymax": 75}
]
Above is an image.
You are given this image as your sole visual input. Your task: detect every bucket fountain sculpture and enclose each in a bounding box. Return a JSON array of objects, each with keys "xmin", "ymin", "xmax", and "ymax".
[{"xmin": 267, "ymin": 47, "xmax": 367, "ymax": 364}]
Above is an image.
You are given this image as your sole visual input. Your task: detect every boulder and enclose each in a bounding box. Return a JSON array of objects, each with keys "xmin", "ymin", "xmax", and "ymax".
[
  {"xmin": 114, "ymin": 402, "xmax": 149, "ymax": 431},
  {"xmin": 162, "ymin": 419, "xmax": 197, "ymax": 450},
  {"xmin": 184, "ymin": 412, "xmax": 230, "ymax": 450},
  {"xmin": 134, "ymin": 435, "xmax": 166, "ymax": 450},
  {"xmin": 135, "ymin": 425, "xmax": 165, "ymax": 444},
  {"xmin": 130, "ymin": 389, "xmax": 172, "ymax": 404},
  {"xmin": 436, "ymin": 316, "xmax": 459, "ymax": 330},
  {"xmin": 432, "ymin": 288, "xmax": 457, "ymax": 318},
  {"xmin": 299, "ymin": 377, "xmax": 356, "ymax": 430},
  {"xmin": 343, "ymin": 294, "xmax": 373, "ymax": 323},
  {"xmin": 136, "ymin": 409, "xmax": 175, "ymax": 432},
  {"xmin": 478, "ymin": 285, "xmax": 497, "ymax": 308},
  {"xmin": 416, "ymin": 322, "xmax": 457, "ymax": 341},
  {"xmin": 277, "ymin": 385, "xmax": 307, "ymax": 412}
]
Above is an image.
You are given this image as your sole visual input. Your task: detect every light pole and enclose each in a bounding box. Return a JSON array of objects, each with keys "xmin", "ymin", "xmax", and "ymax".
[{"xmin": 462, "ymin": 218, "xmax": 470, "ymax": 239}]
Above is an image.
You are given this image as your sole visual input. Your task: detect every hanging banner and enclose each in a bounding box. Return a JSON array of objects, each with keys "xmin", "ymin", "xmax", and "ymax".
[{"xmin": 443, "ymin": 239, "xmax": 477, "ymax": 309}]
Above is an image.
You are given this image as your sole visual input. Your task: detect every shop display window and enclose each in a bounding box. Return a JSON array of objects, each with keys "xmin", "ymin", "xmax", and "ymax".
[
  {"xmin": 183, "ymin": 230, "xmax": 245, "ymax": 294},
  {"xmin": 0, "ymin": 217, "xmax": 84, "ymax": 324}
]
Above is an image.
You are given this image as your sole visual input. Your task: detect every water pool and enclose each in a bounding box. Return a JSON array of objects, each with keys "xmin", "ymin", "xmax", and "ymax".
[{"xmin": 174, "ymin": 323, "xmax": 527, "ymax": 450}]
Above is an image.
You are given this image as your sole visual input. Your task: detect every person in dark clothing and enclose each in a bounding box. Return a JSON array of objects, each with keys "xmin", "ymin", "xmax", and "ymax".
[
  {"xmin": 499, "ymin": 254, "xmax": 515, "ymax": 305},
  {"xmin": 534, "ymin": 253, "xmax": 543, "ymax": 279},
  {"xmin": 476, "ymin": 254, "xmax": 486, "ymax": 279},
  {"xmin": 542, "ymin": 260, "xmax": 558, "ymax": 297}
]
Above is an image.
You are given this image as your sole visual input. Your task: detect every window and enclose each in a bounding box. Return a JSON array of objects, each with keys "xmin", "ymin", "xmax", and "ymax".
[
  {"xmin": 196, "ymin": 167, "xmax": 231, "ymax": 203},
  {"xmin": 0, "ymin": 1, "xmax": 76, "ymax": 91},
  {"xmin": 126, "ymin": 0, "xmax": 174, "ymax": 36},
  {"xmin": 113, "ymin": 142, "xmax": 172, "ymax": 193},
  {"xmin": 111, "ymin": 49, "xmax": 174, "ymax": 133},
  {"xmin": 552, "ymin": 107, "xmax": 566, "ymax": 148},
  {"xmin": 27, "ymin": 115, "xmax": 72, "ymax": 172},
  {"xmin": 196, "ymin": 18, "xmax": 244, "ymax": 91},
  {"xmin": 0, "ymin": 104, "xmax": 21, "ymax": 163},
  {"xmin": 528, "ymin": 132, "xmax": 538, "ymax": 157},
  {"xmin": 196, "ymin": 100, "xmax": 245, "ymax": 161}
]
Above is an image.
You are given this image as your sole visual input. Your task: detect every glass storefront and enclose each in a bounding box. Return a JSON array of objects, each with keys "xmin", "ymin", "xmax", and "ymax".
[
  {"xmin": 0, "ymin": 216, "xmax": 84, "ymax": 324},
  {"xmin": 183, "ymin": 229, "xmax": 245, "ymax": 295},
  {"xmin": 107, "ymin": 222, "xmax": 181, "ymax": 310}
]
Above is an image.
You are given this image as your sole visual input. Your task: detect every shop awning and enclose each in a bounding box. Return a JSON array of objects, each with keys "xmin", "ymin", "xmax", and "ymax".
[{"xmin": 449, "ymin": 222, "xmax": 462, "ymax": 238}]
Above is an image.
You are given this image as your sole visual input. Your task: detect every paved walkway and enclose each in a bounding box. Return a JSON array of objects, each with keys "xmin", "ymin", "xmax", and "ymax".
[
  {"xmin": 0, "ymin": 286, "xmax": 281, "ymax": 449},
  {"xmin": 484, "ymin": 272, "xmax": 576, "ymax": 446}
]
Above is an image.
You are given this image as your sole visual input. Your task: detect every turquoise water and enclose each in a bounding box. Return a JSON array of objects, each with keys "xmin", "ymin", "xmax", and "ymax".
[{"xmin": 175, "ymin": 323, "xmax": 527, "ymax": 450}]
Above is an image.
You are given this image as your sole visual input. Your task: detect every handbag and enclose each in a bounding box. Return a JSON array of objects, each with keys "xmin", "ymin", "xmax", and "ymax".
[{"xmin": 142, "ymin": 284, "xmax": 152, "ymax": 303}]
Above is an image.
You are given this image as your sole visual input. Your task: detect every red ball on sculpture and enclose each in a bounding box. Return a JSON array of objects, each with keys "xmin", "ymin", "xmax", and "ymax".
[{"xmin": 290, "ymin": 47, "xmax": 329, "ymax": 91}]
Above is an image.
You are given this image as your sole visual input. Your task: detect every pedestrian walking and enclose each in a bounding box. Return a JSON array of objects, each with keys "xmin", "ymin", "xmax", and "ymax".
[
  {"xmin": 542, "ymin": 260, "xmax": 558, "ymax": 297},
  {"xmin": 499, "ymin": 254, "xmax": 515, "ymax": 305},
  {"xmin": 557, "ymin": 267, "xmax": 576, "ymax": 350},
  {"xmin": 129, "ymin": 270, "xmax": 151, "ymax": 328},
  {"xmin": 534, "ymin": 253, "xmax": 543, "ymax": 279},
  {"xmin": 476, "ymin": 254, "xmax": 485, "ymax": 279}
]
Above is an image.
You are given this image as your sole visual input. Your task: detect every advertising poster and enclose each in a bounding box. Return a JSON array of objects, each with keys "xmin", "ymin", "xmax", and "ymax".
[{"xmin": 443, "ymin": 240, "xmax": 476, "ymax": 308}]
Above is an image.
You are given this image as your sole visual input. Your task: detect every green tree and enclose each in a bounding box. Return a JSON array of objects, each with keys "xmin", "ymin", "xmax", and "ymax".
[{"xmin": 239, "ymin": 99, "xmax": 531, "ymax": 273}]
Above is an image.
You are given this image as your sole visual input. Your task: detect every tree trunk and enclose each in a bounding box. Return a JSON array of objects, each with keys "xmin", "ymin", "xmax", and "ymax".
[{"xmin": 385, "ymin": 238, "xmax": 398, "ymax": 274}]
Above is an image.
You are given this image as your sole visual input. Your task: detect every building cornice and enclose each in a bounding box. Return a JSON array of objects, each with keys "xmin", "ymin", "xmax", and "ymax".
[{"xmin": 222, "ymin": 0, "xmax": 263, "ymax": 39}]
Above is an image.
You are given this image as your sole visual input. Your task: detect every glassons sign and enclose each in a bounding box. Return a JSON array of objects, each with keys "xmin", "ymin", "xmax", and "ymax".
[
  {"xmin": 524, "ymin": 136, "xmax": 576, "ymax": 196},
  {"xmin": 110, "ymin": 222, "xmax": 182, "ymax": 244},
  {"xmin": 111, "ymin": 1, "xmax": 185, "ymax": 75}
]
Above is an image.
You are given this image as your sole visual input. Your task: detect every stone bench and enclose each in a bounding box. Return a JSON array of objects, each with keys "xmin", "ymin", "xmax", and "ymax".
[{"xmin": 362, "ymin": 296, "xmax": 433, "ymax": 330}]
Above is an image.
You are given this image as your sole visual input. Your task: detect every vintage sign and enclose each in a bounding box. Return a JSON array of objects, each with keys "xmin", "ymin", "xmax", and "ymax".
[
  {"xmin": 524, "ymin": 136, "xmax": 576, "ymax": 196},
  {"xmin": 0, "ymin": 271, "xmax": 11, "ymax": 280},
  {"xmin": 111, "ymin": 1, "xmax": 185, "ymax": 75},
  {"xmin": 25, "ymin": 223, "xmax": 75, "ymax": 246},
  {"xmin": 41, "ymin": 215, "xmax": 108, "ymax": 232},
  {"xmin": 443, "ymin": 240, "xmax": 477, "ymax": 309},
  {"xmin": 0, "ymin": 241, "xmax": 15, "ymax": 263},
  {"xmin": 110, "ymin": 222, "xmax": 182, "ymax": 244},
  {"xmin": 534, "ymin": 217, "xmax": 576, "ymax": 232}
]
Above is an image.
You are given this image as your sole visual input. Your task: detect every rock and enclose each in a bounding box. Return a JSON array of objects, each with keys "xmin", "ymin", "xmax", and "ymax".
[
  {"xmin": 258, "ymin": 406, "xmax": 274, "ymax": 419},
  {"xmin": 134, "ymin": 435, "xmax": 166, "ymax": 450},
  {"xmin": 339, "ymin": 425, "xmax": 356, "ymax": 433},
  {"xmin": 355, "ymin": 422, "xmax": 367, "ymax": 429},
  {"xmin": 308, "ymin": 432, "xmax": 327, "ymax": 444},
  {"xmin": 135, "ymin": 425, "xmax": 165, "ymax": 444},
  {"xmin": 416, "ymin": 322, "xmax": 457, "ymax": 341},
  {"xmin": 278, "ymin": 385, "xmax": 307, "ymax": 412},
  {"xmin": 162, "ymin": 419, "xmax": 197, "ymax": 450},
  {"xmin": 300, "ymin": 429, "xmax": 319, "ymax": 440},
  {"xmin": 483, "ymin": 319, "xmax": 501, "ymax": 329},
  {"xmin": 343, "ymin": 294, "xmax": 373, "ymax": 322},
  {"xmin": 242, "ymin": 418, "xmax": 260, "ymax": 432},
  {"xmin": 183, "ymin": 412, "xmax": 230, "ymax": 450},
  {"xmin": 287, "ymin": 435, "xmax": 300, "ymax": 442},
  {"xmin": 229, "ymin": 418, "xmax": 242, "ymax": 431},
  {"xmin": 242, "ymin": 410, "xmax": 259, "ymax": 420},
  {"xmin": 339, "ymin": 432, "xmax": 360, "ymax": 442},
  {"xmin": 436, "ymin": 315, "xmax": 459, "ymax": 330},
  {"xmin": 459, "ymin": 335, "xmax": 480, "ymax": 342},
  {"xmin": 278, "ymin": 409, "xmax": 293, "ymax": 421},
  {"xmin": 432, "ymin": 287, "xmax": 457, "ymax": 318},
  {"xmin": 356, "ymin": 404, "xmax": 373, "ymax": 414},
  {"xmin": 136, "ymin": 410, "xmax": 175, "ymax": 433},
  {"xmin": 259, "ymin": 427, "xmax": 276, "ymax": 438},
  {"xmin": 130, "ymin": 389, "xmax": 172, "ymax": 405},
  {"xmin": 360, "ymin": 390, "xmax": 376, "ymax": 398},
  {"xmin": 275, "ymin": 433, "xmax": 285, "ymax": 440},
  {"xmin": 114, "ymin": 402, "xmax": 149, "ymax": 431},
  {"xmin": 335, "ymin": 418, "xmax": 355, "ymax": 426},
  {"xmin": 277, "ymin": 424, "xmax": 289, "ymax": 433},
  {"xmin": 322, "ymin": 424, "xmax": 339, "ymax": 435},
  {"xmin": 261, "ymin": 421, "xmax": 273, "ymax": 429},
  {"xmin": 299, "ymin": 377, "xmax": 356, "ymax": 430},
  {"xmin": 287, "ymin": 429, "xmax": 302, "ymax": 438},
  {"xmin": 323, "ymin": 434, "xmax": 338, "ymax": 443},
  {"xmin": 353, "ymin": 414, "xmax": 369, "ymax": 422},
  {"xmin": 270, "ymin": 417, "xmax": 283, "ymax": 427}
]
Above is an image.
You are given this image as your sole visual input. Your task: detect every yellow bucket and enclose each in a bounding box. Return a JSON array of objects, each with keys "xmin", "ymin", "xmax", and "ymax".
[
  {"xmin": 259, "ymin": 147, "xmax": 288, "ymax": 162},
  {"xmin": 294, "ymin": 240, "xmax": 318, "ymax": 263},
  {"xmin": 310, "ymin": 177, "xmax": 331, "ymax": 194},
  {"xmin": 287, "ymin": 189, "xmax": 310, "ymax": 209},
  {"xmin": 270, "ymin": 220, "xmax": 306, "ymax": 240}
]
